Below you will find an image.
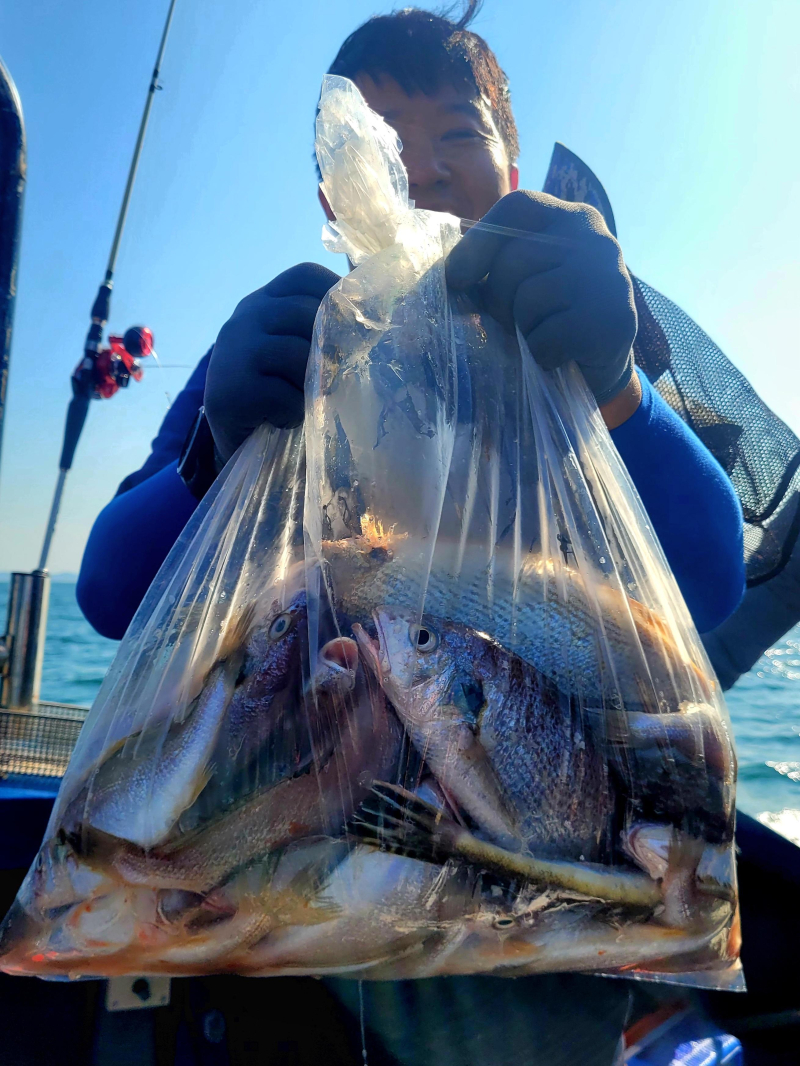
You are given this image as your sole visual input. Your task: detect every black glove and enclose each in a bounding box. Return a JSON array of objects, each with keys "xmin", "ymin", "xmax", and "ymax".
[
  {"xmin": 205, "ymin": 262, "xmax": 341, "ymax": 464},
  {"xmin": 446, "ymin": 191, "xmax": 637, "ymax": 406}
]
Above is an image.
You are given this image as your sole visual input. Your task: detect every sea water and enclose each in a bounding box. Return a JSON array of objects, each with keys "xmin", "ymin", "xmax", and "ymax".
[{"xmin": 0, "ymin": 582, "xmax": 798, "ymax": 843}]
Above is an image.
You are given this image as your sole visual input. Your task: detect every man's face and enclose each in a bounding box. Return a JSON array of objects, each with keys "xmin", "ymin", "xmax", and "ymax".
[{"xmin": 353, "ymin": 74, "xmax": 518, "ymax": 222}]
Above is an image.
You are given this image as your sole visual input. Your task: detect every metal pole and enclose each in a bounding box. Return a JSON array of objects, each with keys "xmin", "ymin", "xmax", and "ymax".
[
  {"xmin": 36, "ymin": 0, "xmax": 178, "ymax": 573},
  {"xmin": 0, "ymin": 58, "xmax": 26, "ymax": 494},
  {"xmin": 1, "ymin": 571, "xmax": 50, "ymax": 709}
]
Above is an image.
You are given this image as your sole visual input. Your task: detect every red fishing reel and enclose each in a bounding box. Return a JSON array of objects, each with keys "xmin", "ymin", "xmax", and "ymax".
[{"xmin": 72, "ymin": 325, "xmax": 154, "ymax": 400}]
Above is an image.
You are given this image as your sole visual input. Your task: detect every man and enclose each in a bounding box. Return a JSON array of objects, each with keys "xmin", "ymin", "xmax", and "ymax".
[
  {"xmin": 75, "ymin": 7, "xmax": 745, "ymax": 1065},
  {"xmin": 77, "ymin": 7, "xmax": 743, "ymax": 643}
]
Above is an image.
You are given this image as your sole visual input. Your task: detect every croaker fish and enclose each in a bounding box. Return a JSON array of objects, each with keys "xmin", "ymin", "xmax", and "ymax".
[
  {"xmin": 321, "ymin": 533, "xmax": 711, "ymax": 711},
  {"xmin": 143, "ymin": 845, "xmax": 343, "ymax": 970},
  {"xmin": 92, "ymin": 652, "xmax": 401, "ymax": 893},
  {"xmin": 355, "ymin": 608, "xmax": 613, "ymax": 860},
  {"xmin": 232, "ymin": 844, "xmax": 472, "ymax": 977},
  {"xmin": 79, "ymin": 606, "xmax": 257, "ymax": 849},
  {"xmin": 185, "ymin": 591, "xmax": 358, "ymax": 822}
]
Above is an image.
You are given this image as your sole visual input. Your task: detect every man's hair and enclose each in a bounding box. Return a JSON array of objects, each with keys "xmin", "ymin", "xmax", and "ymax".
[{"xmin": 326, "ymin": 3, "xmax": 519, "ymax": 164}]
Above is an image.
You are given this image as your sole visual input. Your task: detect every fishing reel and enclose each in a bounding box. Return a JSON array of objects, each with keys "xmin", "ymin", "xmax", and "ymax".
[{"xmin": 71, "ymin": 325, "xmax": 154, "ymax": 401}]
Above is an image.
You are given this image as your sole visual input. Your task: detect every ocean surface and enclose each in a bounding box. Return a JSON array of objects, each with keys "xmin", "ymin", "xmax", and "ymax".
[{"xmin": 1, "ymin": 581, "xmax": 799, "ymax": 844}]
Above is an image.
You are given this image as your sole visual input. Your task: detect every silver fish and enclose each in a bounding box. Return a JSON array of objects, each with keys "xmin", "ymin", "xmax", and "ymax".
[
  {"xmin": 79, "ymin": 605, "xmax": 257, "ymax": 848},
  {"xmin": 321, "ymin": 534, "xmax": 712, "ymax": 712},
  {"xmin": 233, "ymin": 845, "xmax": 471, "ymax": 977},
  {"xmin": 98, "ymin": 652, "xmax": 401, "ymax": 894},
  {"xmin": 355, "ymin": 607, "xmax": 613, "ymax": 860}
]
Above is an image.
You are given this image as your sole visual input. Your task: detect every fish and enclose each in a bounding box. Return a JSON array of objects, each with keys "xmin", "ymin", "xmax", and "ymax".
[
  {"xmin": 320, "ymin": 533, "xmax": 712, "ymax": 712},
  {"xmin": 0, "ymin": 845, "xmax": 343, "ymax": 978},
  {"xmin": 598, "ymin": 704, "xmax": 736, "ymax": 840},
  {"xmin": 75, "ymin": 605, "xmax": 257, "ymax": 849},
  {"xmin": 181, "ymin": 591, "xmax": 358, "ymax": 823},
  {"xmin": 142, "ymin": 844, "xmax": 344, "ymax": 970},
  {"xmin": 354, "ymin": 783, "xmax": 660, "ymax": 909},
  {"xmin": 218, "ymin": 590, "xmax": 356, "ymax": 766},
  {"xmin": 355, "ymin": 608, "xmax": 614, "ymax": 860},
  {"xmin": 604, "ymin": 705, "xmax": 735, "ymax": 776},
  {"xmin": 1, "ymin": 886, "xmax": 167, "ymax": 975},
  {"xmin": 424, "ymin": 899, "xmax": 728, "ymax": 979},
  {"xmin": 19, "ymin": 835, "xmax": 117, "ymax": 918},
  {"xmin": 91, "ymin": 652, "xmax": 402, "ymax": 894},
  {"xmin": 73, "ymin": 592, "xmax": 360, "ymax": 849},
  {"xmin": 622, "ymin": 823, "xmax": 736, "ymax": 904},
  {"xmin": 51, "ymin": 565, "xmax": 310, "ymax": 833},
  {"xmin": 231, "ymin": 844, "xmax": 474, "ymax": 977}
]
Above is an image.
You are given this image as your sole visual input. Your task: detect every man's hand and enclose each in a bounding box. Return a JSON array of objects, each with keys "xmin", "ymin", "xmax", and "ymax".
[
  {"xmin": 446, "ymin": 190, "xmax": 637, "ymax": 409},
  {"xmin": 205, "ymin": 262, "xmax": 341, "ymax": 464}
]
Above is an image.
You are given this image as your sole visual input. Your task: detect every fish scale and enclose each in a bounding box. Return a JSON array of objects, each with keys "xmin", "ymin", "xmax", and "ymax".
[
  {"xmin": 322, "ymin": 537, "xmax": 708, "ymax": 711},
  {"xmin": 360, "ymin": 609, "xmax": 615, "ymax": 863}
]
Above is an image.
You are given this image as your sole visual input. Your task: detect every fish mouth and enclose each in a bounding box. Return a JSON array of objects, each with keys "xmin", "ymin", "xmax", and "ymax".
[
  {"xmin": 305, "ymin": 637, "xmax": 360, "ymax": 696},
  {"xmin": 352, "ymin": 621, "xmax": 388, "ymax": 680}
]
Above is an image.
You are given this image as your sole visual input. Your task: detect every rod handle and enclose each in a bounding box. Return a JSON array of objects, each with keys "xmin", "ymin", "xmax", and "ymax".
[{"xmin": 59, "ymin": 394, "xmax": 90, "ymax": 471}]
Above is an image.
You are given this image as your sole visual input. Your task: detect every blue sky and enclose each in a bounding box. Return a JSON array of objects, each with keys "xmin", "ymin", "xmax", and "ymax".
[{"xmin": 0, "ymin": 0, "xmax": 798, "ymax": 573}]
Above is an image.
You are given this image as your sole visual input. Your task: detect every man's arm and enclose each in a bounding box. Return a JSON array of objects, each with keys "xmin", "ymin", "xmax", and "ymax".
[
  {"xmin": 76, "ymin": 462, "xmax": 199, "ymax": 639},
  {"xmin": 116, "ymin": 349, "xmax": 212, "ymax": 494},
  {"xmin": 77, "ymin": 265, "xmax": 341, "ymax": 640},
  {"xmin": 75, "ymin": 351, "xmax": 211, "ymax": 639},
  {"xmin": 610, "ymin": 370, "xmax": 745, "ymax": 633}
]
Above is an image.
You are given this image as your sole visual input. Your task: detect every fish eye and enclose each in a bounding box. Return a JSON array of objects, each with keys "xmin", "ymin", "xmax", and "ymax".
[
  {"xmin": 369, "ymin": 547, "xmax": 392, "ymax": 562},
  {"xmin": 268, "ymin": 612, "xmax": 295, "ymax": 641},
  {"xmin": 409, "ymin": 623, "xmax": 439, "ymax": 653}
]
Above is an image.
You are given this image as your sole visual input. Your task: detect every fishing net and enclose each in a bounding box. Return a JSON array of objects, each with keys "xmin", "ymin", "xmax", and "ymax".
[
  {"xmin": 0, "ymin": 76, "xmax": 741, "ymax": 989},
  {"xmin": 543, "ymin": 144, "xmax": 800, "ymax": 590}
]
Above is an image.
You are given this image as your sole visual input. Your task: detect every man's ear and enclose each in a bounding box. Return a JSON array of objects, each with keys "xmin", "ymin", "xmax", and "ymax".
[
  {"xmin": 318, "ymin": 187, "xmax": 335, "ymax": 221},
  {"xmin": 510, "ymin": 165, "xmax": 519, "ymax": 192}
]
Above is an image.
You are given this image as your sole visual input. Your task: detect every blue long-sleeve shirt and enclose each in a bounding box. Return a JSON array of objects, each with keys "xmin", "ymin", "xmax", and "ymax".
[{"xmin": 76, "ymin": 363, "xmax": 744, "ymax": 640}]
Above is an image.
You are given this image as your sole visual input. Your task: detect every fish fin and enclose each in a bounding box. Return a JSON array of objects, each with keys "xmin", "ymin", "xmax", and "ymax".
[
  {"xmin": 661, "ymin": 831, "xmax": 707, "ymax": 929},
  {"xmin": 279, "ymin": 865, "xmax": 342, "ymax": 924},
  {"xmin": 349, "ymin": 782, "xmax": 462, "ymax": 866},
  {"xmin": 627, "ymin": 598, "xmax": 712, "ymax": 698},
  {"xmin": 65, "ymin": 824, "xmax": 132, "ymax": 881},
  {"xmin": 217, "ymin": 603, "xmax": 258, "ymax": 670},
  {"xmin": 186, "ymin": 764, "xmax": 214, "ymax": 810}
]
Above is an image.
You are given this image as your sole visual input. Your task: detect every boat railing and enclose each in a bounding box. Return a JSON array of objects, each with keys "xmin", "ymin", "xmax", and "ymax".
[{"xmin": 0, "ymin": 700, "xmax": 90, "ymax": 779}]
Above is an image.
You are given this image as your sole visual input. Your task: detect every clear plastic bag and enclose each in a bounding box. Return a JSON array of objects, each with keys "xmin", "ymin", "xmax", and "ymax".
[{"xmin": 0, "ymin": 76, "xmax": 740, "ymax": 989}]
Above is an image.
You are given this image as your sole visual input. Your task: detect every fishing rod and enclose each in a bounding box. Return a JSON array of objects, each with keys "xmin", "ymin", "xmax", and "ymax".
[
  {"xmin": 0, "ymin": 1, "xmax": 178, "ymax": 712},
  {"xmin": 38, "ymin": 0, "xmax": 178, "ymax": 573}
]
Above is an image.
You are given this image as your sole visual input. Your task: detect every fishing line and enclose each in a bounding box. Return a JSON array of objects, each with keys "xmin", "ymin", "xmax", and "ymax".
[
  {"xmin": 358, "ymin": 979, "xmax": 369, "ymax": 1066},
  {"xmin": 147, "ymin": 347, "xmax": 173, "ymax": 408},
  {"xmin": 459, "ymin": 218, "xmax": 578, "ymax": 247}
]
